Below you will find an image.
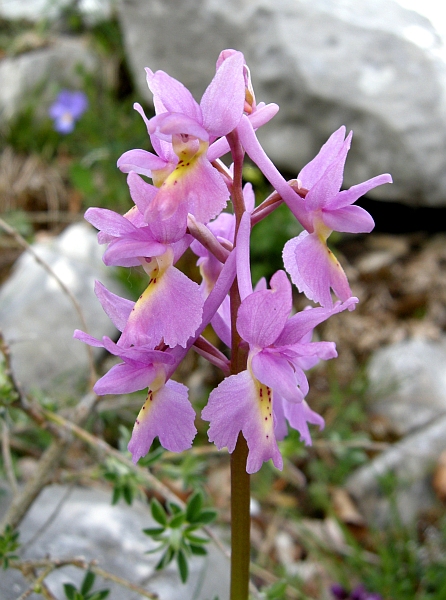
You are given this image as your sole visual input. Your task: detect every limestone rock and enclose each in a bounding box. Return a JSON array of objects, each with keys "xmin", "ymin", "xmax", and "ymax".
[
  {"xmin": 118, "ymin": 0, "xmax": 446, "ymax": 206},
  {"xmin": 0, "ymin": 223, "xmax": 123, "ymax": 394},
  {"xmin": 346, "ymin": 415, "xmax": 446, "ymax": 525},
  {"xmin": 367, "ymin": 337, "xmax": 446, "ymax": 436},
  {"xmin": 0, "ymin": 484, "xmax": 229, "ymax": 600}
]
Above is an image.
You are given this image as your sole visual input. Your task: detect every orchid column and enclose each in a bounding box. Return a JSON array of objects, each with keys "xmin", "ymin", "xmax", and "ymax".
[{"xmin": 75, "ymin": 48, "xmax": 392, "ymax": 600}]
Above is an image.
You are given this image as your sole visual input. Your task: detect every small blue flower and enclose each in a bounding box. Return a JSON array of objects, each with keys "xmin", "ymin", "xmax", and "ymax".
[{"xmin": 48, "ymin": 90, "xmax": 88, "ymax": 134}]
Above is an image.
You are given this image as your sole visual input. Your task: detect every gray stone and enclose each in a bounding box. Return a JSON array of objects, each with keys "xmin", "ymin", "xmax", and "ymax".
[
  {"xmin": 117, "ymin": 0, "xmax": 446, "ymax": 206},
  {"xmin": 367, "ymin": 337, "xmax": 446, "ymax": 436},
  {"xmin": 0, "ymin": 223, "xmax": 123, "ymax": 395},
  {"xmin": 346, "ymin": 414, "xmax": 446, "ymax": 526},
  {"xmin": 0, "ymin": 36, "xmax": 98, "ymax": 125},
  {"xmin": 0, "ymin": 484, "xmax": 230, "ymax": 600}
]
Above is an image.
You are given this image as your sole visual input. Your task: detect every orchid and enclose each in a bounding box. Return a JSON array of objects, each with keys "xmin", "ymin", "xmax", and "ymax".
[
  {"xmin": 73, "ymin": 329, "xmax": 196, "ymax": 455},
  {"xmin": 282, "ymin": 127, "xmax": 392, "ymax": 307},
  {"xmin": 84, "ymin": 201, "xmax": 203, "ymax": 350},
  {"xmin": 237, "ymin": 118, "xmax": 392, "ymax": 307},
  {"xmin": 118, "ymin": 51, "xmax": 246, "ymax": 233},
  {"xmin": 202, "ymin": 269, "xmax": 358, "ymax": 473},
  {"xmin": 73, "ymin": 48, "xmax": 392, "ymax": 598}
]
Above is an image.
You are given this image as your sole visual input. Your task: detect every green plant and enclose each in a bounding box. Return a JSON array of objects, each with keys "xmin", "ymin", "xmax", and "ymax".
[
  {"xmin": 0, "ymin": 525, "xmax": 20, "ymax": 569},
  {"xmin": 63, "ymin": 571, "xmax": 109, "ymax": 600},
  {"xmin": 144, "ymin": 491, "xmax": 217, "ymax": 583}
]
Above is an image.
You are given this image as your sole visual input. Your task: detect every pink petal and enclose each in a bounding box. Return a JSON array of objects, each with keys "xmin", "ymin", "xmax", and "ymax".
[
  {"xmin": 237, "ymin": 270, "xmax": 292, "ymax": 347},
  {"xmin": 202, "ymin": 370, "xmax": 283, "ymax": 474},
  {"xmin": 73, "ymin": 329, "xmax": 102, "ymax": 347},
  {"xmin": 128, "ymin": 380, "xmax": 196, "ymax": 461},
  {"xmin": 127, "ymin": 172, "xmax": 158, "ymax": 215},
  {"xmin": 201, "ymin": 50, "xmax": 245, "ymax": 137},
  {"xmin": 283, "ymin": 399, "xmax": 324, "ymax": 446},
  {"xmin": 272, "ymin": 395, "xmax": 288, "ymax": 441},
  {"xmin": 251, "ymin": 351, "xmax": 305, "ymax": 404},
  {"xmin": 102, "ymin": 237, "xmax": 166, "ymax": 266},
  {"xmin": 283, "ymin": 232, "xmax": 352, "ymax": 307},
  {"xmin": 85, "ymin": 207, "xmax": 135, "ymax": 237},
  {"xmin": 118, "ymin": 265, "xmax": 203, "ymax": 348},
  {"xmin": 276, "ymin": 299, "xmax": 358, "ymax": 345},
  {"xmin": 248, "ymin": 103, "xmax": 280, "ymax": 129},
  {"xmin": 329, "ymin": 174, "xmax": 393, "ymax": 210},
  {"xmin": 146, "ymin": 200, "xmax": 190, "ymax": 244},
  {"xmin": 322, "ymin": 205, "xmax": 375, "ymax": 234},
  {"xmin": 117, "ymin": 149, "xmax": 168, "ymax": 177},
  {"xmin": 145, "ymin": 69, "xmax": 202, "ymax": 123},
  {"xmin": 94, "ymin": 362, "xmax": 156, "ymax": 395},
  {"xmin": 149, "ymin": 112, "xmax": 209, "ymax": 142},
  {"xmin": 298, "ymin": 126, "xmax": 347, "ymax": 189},
  {"xmin": 304, "ymin": 132, "xmax": 352, "ymax": 212},
  {"xmin": 149, "ymin": 155, "xmax": 228, "ymax": 225},
  {"xmin": 94, "ymin": 281, "xmax": 134, "ymax": 332}
]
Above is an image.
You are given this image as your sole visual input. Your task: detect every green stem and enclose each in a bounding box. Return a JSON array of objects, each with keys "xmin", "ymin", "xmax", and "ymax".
[
  {"xmin": 230, "ymin": 433, "xmax": 250, "ymax": 600},
  {"xmin": 226, "ymin": 129, "xmax": 251, "ymax": 600}
]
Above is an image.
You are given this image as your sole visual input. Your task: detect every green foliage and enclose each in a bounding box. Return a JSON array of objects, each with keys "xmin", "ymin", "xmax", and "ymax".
[
  {"xmin": 0, "ymin": 525, "xmax": 20, "ymax": 569},
  {"xmin": 154, "ymin": 451, "xmax": 207, "ymax": 491},
  {"xmin": 341, "ymin": 514, "xmax": 446, "ymax": 600},
  {"xmin": 63, "ymin": 571, "xmax": 109, "ymax": 600},
  {"xmin": 102, "ymin": 455, "xmax": 145, "ymax": 505},
  {"xmin": 143, "ymin": 490, "xmax": 217, "ymax": 583},
  {"xmin": 260, "ymin": 580, "xmax": 288, "ymax": 599},
  {"xmin": 0, "ymin": 352, "xmax": 18, "ymax": 406}
]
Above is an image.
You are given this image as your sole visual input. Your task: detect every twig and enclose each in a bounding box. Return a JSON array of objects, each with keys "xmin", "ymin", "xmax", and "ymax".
[
  {"xmin": 0, "ymin": 392, "xmax": 98, "ymax": 533},
  {"xmin": 0, "ymin": 217, "xmax": 96, "ymax": 385},
  {"xmin": 32, "ymin": 402, "xmax": 233, "ymax": 563},
  {"xmin": 10, "ymin": 556, "xmax": 159, "ymax": 599},
  {"xmin": 1, "ymin": 417, "xmax": 18, "ymax": 494},
  {"xmin": 313, "ymin": 439, "xmax": 389, "ymax": 451}
]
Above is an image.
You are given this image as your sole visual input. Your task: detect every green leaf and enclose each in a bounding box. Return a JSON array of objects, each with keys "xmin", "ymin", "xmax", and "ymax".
[
  {"xmin": 81, "ymin": 571, "xmax": 95, "ymax": 595},
  {"xmin": 122, "ymin": 484, "xmax": 133, "ymax": 505},
  {"xmin": 177, "ymin": 549, "xmax": 189, "ymax": 583},
  {"xmin": 167, "ymin": 502, "xmax": 182, "ymax": 515},
  {"xmin": 184, "ymin": 532, "xmax": 209, "ymax": 545},
  {"xmin": 194, "ymin": 509, "xmax": 217, "ymax": 525},
  {"xmin": 186, "ymin": 490, "xmax": 203, "ymax": 523},
  {"xmin": 169, "ymin": 512, "xmax": 186, "ymax": 529},
  {"xmin": 111, "ymin": 487, "xmax": 121, "ymax": 505},
  {"xmin": 143, "ymin": 527, "xmax": 165, "ymax": 537},
  {"xmin": 63, "ymin": 583, "xmax": 77, "ymax": 600},
  {"xmin": 151, "ymin": 498, "xmax": 168, "ymax": 527},
  {"xmin": 189, "ymin": 544, "xmax": 208, "ymax": 556},
  {"xmin": 265, "ymin": 580, "xmax": 288, "ymax": 599},
  {"xmin": 155, "ymin": 546, "xmax": 175, "ymax": 571},
  {"xmin": 87, "ymin": 591, "xmax": 110, "ymax": 600}
]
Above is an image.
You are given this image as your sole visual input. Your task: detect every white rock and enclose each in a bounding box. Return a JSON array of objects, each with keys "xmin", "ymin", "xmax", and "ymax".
[
  {"xmin": 0, "ymin": 484, "xmax": 230, "ymax": 600},
  {"xmin": 367, "ymin": 337, "xmax": 446, "ymax": 435},
  {"xmin": 346, "ymin": 414, "xmax": 446, "ymax": 525},
  {"xmin": 0, "ymin": 223, "xmax": 123, "ymax": 394}
]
